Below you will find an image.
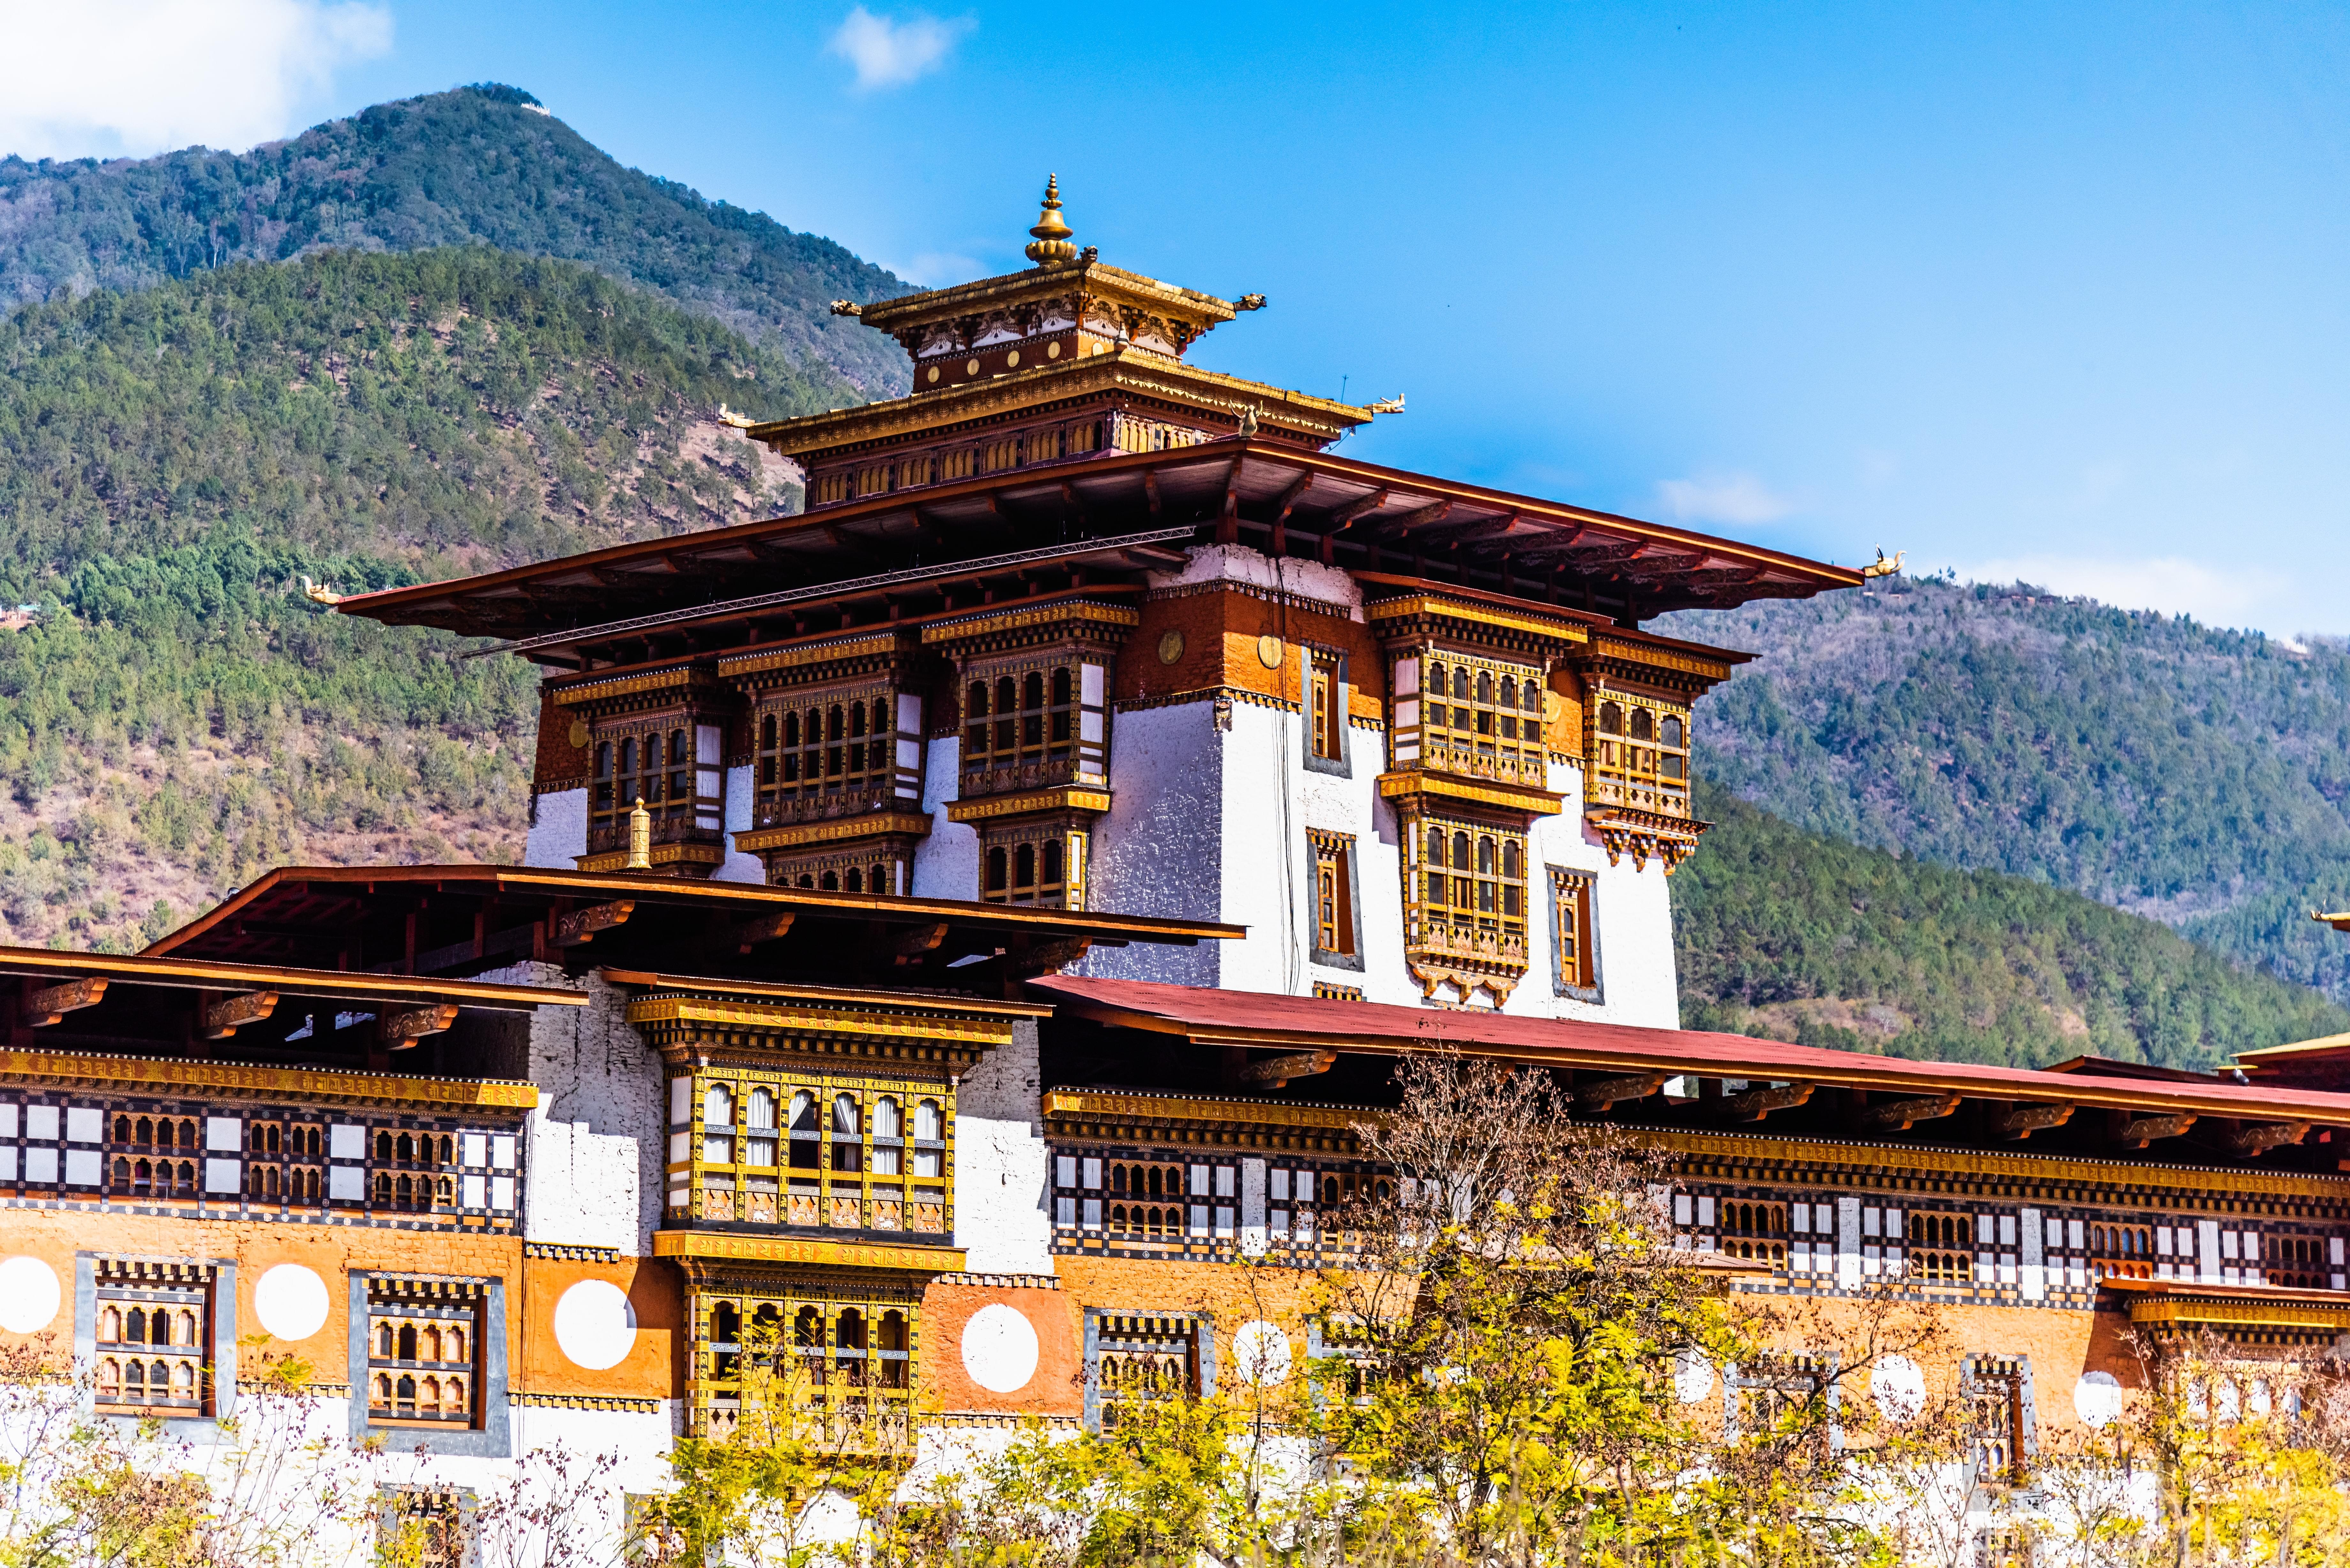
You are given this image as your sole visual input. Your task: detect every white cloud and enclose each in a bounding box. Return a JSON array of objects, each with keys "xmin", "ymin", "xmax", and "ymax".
[
  {"xmin": 884, "ymin": 250, "xmax": 980, "ymax": 287},
  {"xmin": 1654, "ymin": 471, "xmax": 1796, "ymax": 527},
  {"xmin": 827, "ymin": 6, "xmax": 975, "ymax": 91},
  {"xmin": 0, "ymin": 0, "xmax": 391, "ymax": 160},
  {"xmin": 1946, "ymin": 554, "xmax": 2290, "ymax": 629}
]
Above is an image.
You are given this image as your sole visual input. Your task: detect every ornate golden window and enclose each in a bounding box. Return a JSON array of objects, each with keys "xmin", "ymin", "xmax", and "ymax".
[
  {"xmin": 963, "ymin": 664, "xmax": 1079, "ymax": 784},
  {"xmin": 690, "ymin": 1282, "xmax": 916, "ymax": 1450},
  {"xmin": 752, "ymin": 686, "xmax": 920, "ymax": 826},
  {"xmin": 981, "ymin": 823, "xmax": 1088, "ymax": 909},
  {"xmin": 1400, "ymin": 810, "xmax": 1531, "ymax": 1005},
  {"xmin": 669, "ymin": 1069, "xmax": 950, "ymax": 1237},
  {"xmin": 1587, "ymin": 695, "xmax": 1692, "ymax": 818},
  {"xmin": 766, "ymin": 846, "xmax": 904, "ymax": 895},
  {"xmin": 590, "ymin": 720, "xmax": 723, "ymax": 847},
  {"xmin": 1419, "ymin": 652, "xmax": 1547, "ymax": 787},
  {"xmin": 94, "ymin": 1260, "xmax": 212, "ymax": 1416},
  {"xmin": 1904, "ymin": 1210, "xmax": 1977, "ymax": 1284},
  {"xmin": 1418, "ymin": 821, "xmax": 1527, "ymax": 939}
]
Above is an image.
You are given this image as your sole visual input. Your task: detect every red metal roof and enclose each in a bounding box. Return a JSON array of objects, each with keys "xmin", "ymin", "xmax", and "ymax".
[{"xmin": 1027, "ymin": 975, "xmax": 2350, "ymax": 1123}]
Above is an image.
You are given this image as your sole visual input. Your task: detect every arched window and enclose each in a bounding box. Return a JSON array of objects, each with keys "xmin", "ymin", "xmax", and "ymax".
[
  {"xmin": 99, "ymin": 1306, "xmax": 121, "ymax": 1342},
  {"xmin": 748, "ymin": 1089, "xmax": 776, "ymax": 1130},
  {"xmin": 994, "ymin": 677, "xmax": 1018, "ymax": 750},
  {"xmin": 1630, "ymin": 708, "xmax": 1654, "ymax": 742},
  {"xmin": 795, "ymin": 1306, "xmax": 823, "ymax": 1348},
  {"xmin": 1662, "ymin": 715, "xmax": 1685, "ymax": 747},
  {"xmin": 399, "ymin": 1324, "xmax": 418, "ymax": 1360},
  {"xmin": 843, "ymin": 867, "xmax": 863, "ymax": 893},
  {"xmin": 985, "ymin": 847, "xmax": 1008, "ymax": 893},
  {"xmin": 1452, "ymin": 831, "xmax": 1472, "ymax": 871},
  {"xmin": 820, "ymin": 870, "xmax": 839, "ymax": 891},
  {"xmin": 447, "ymin": 1327, "xmax": 466, "ymax": 1362},
  {"xmin": 833, "ymin": 1094, "xmax": 860, "ymax": 1136},
  {"xmin": 914, "ymin": 1099, "xmax": 943, "ymax": 1140},
  {"xmin": 1041, "ymin": 840, "xmax": 1063, "ymax": 888},
  {"xmin": 1014, "ymin": 843, "xmax": 1036, "ymax": 896},
  {"xmin": 377, "ymin": 1322, "xmax": 395, "ymax": 1357},
  {"xmin": 712, "ymin": 1302, "xmax": 740, "ymax": 1344},
  {"xmin": 872, "ymin": 1097, "xmax": 902, "ymax": 1139},
  {"xmin": 127, "ymin": 1307, "xmax": 148, "ymax": 1344},
  {"xmin": 423, "ymin": 1327, "xmax": 443, "ymax": 1361},
  {"xmin": 705, "ymin": 1084, "xmax": 734, "ymax": 1127},
  {"xmin": 1452, "ymin": 667, "xmax": 1470, "ymax": 699},
  {"xmin": 396, "ymin": 1133, "xmax": 414, "ymax": 1162},
  {"xmin": 1599, "ymin": 701, "xmax": 1624, "ymax": 735}
]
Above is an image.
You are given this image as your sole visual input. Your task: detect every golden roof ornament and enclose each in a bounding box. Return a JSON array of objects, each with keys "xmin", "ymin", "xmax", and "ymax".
[
  {"xmin": 625, "ymin": 796, "xmax": 652, "ymax": 871},
  {"xmin": 1024, "ymin": 174, "xmax": 1077, "ymax": 266}
]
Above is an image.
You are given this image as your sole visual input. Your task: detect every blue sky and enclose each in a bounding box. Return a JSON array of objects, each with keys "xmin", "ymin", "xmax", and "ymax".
[{"xmin": 8, "ymin": 1, "xmax": 2347, "ymax": 635}]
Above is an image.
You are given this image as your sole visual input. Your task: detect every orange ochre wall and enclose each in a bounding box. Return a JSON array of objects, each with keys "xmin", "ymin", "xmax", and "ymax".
[
  {"xmin": 0, "ymin": 1213, "xmax": 681, "ymax": 1403},
  {"xmin": 920, "ymin": 1259, "xmax": 2149, "ymax": 1444},
  {"xmin": 1123, "ymin": 588, "xmax": 1386, "ymax": 712}
]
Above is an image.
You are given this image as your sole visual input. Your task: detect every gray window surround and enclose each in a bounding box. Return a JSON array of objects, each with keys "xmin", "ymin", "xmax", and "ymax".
[
  {"xmin": 1300, "ymin": 647, "xmax": 1352, "ymax": 780},
  {"xmin": 347, "ymin": 1272, "xmax": 510, "ymax": 1458},
  {"xmin": 376, "ymin": 1484, "xmax": 480, "ymax": 1568},
  {"xmin": 1960, "ymin": 1351, "xmax": 2038, "ymax": 1483},
  {"xmin": 1308, "ymin": 832, "xmax": 1367, "ymax": 973},
  {"xmin": 75, "ymin": 1253, "xmax": 237, "ymax": 1436},
  {"xmin": 1081, "ymin": 1308, "xmax": 1215, "ymax": 1433},
  {"xmin": 1547, "ymin": 865, "xmax": 1603, "ymax": 1004}
]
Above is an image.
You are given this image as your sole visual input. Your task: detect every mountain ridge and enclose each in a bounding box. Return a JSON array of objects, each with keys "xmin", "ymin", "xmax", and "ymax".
[{"xmin": 0, "ymin": 82, "xmax": 915, "ymax": 400}]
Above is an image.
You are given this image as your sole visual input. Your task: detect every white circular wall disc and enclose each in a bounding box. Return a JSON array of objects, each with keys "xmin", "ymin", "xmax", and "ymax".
[
  {"xmin": 0, "ymin": 1257, "xmax": 60, "ymax": 1335},
  {"xmin": 253, "ymin": 1263, "xmax": 330, "ymax": 1342},
  {"xmin": 960, "ymin": 1302, "xmax": 1040, "ymax": 1393},
  {"xmin": 553, "ymin": 1279, "xmax": 638, "ymax": 1371}
]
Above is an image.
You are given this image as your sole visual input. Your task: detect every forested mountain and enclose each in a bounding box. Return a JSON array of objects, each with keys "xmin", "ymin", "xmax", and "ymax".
[
  {"xmin": 0, "ymin": 246, "xmax": 821, "ymax": 952},
  {"xmin": 0, "ymin": 83, "xmax": 915, "ymax": 398},
  {"xmin": 1675, "ymin": 788, "xmax": 2350, "ymax": 1070},
  {"xmin": 1656, "ymin": 579, "xmax": 2350, "ymax": 1002}
]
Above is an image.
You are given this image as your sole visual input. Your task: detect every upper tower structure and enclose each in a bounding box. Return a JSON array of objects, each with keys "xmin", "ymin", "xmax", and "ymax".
[
  {"xmin": 766, "ymin": 177, "xmax": 1365, "ymax": 510},
  {"xmin": 338, "ymin": 178, "xmax": 1866, "ymax": 1024}
]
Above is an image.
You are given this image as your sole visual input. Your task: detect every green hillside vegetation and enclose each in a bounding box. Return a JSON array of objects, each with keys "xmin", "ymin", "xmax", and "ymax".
[
  {"xmin": 0, "ymin": 245, "xmax": 822, "ymax": 952},
  {"xmin": 0, "ymin": 83, "xmax": 913, "ymax": 398},
  {"xmin": 1674, "ymin": 787, "xmax": 2350, "ymax": 1070},
  {"xmin": 1656, "ymin": 579, "xmax": 2350, "ymax": 1001}
]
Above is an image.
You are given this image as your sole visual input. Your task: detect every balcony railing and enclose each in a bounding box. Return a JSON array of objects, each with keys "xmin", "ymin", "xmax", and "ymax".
[
  {"xmin": 1586, "ymin": 772, "xmax": 1693, "ymax": 819},
  {"xmin": 586, "ymin": 817, "xmax": 724, "ymax": 856},
  {"xmin": 1415, "ymin": 741, "xmax": 1549, "ymax": 790},
  {"xmin": 959, "ymin": 755, "xmax": 1080, "ymax": 799},
  {"xmin": 752, "ymin": 786, "xmax": 897, "ymax": 830},
  {"xmin": 1405, "ymin": 923, "xmax": 1529, "ymax": 975}
]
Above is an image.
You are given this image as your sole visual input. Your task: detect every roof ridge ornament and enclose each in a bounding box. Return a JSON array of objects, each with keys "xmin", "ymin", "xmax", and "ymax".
[{"xmin": 1025, "ymin": 173, "xmax": 1077, "ymax": 266}]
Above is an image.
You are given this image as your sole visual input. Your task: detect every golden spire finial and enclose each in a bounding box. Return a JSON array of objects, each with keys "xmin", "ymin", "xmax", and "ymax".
[{"xmin": 1025, "ymin": 174, "xmax": 1077, "ymax": 266}]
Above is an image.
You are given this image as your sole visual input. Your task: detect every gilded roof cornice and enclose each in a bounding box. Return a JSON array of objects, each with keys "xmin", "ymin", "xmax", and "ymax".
[
  {"xmin": 748, "ymin": 350, "xmax": 1370, "ymax": 455},
  {"xmin": 856, "ymin": 260, "xmax": 1237, "ymax": 339}
]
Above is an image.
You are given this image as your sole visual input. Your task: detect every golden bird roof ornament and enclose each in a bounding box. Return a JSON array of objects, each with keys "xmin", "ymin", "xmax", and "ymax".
[{"xmin": 1024, "ymin": 174, "xmax": 1077, "ymax": 266}]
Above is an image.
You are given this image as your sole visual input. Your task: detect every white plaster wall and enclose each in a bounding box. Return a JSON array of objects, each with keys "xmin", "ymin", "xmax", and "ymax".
[
  {"xmin": 1080, "ymin": 702, "xmax": 1225, "ymax": 988},
  {"xmin": 952, "ymin": 1020, "xmax": 1053, "ymax": 1274},
  {"xmin": 525, "ymin": 787, "xmax": 587, "ymax": 869},
  {"xmin": 1145, "ymin": 543, "xmax": 1365, "ymax": 611},
  {"xmin": 715, "ymin": 762, "xmax": 766, "ymax": 884},
  {"xmin": 911, "ymin": 735, "xmax": 980, "ymax": 901},
  {"xmin": 482, "ymin": 964, "xmax": 666, "ymax": 1257},
  {"xmin": 1509, "ymin": 758, "xmax": 1681, "ymax": 1029}
]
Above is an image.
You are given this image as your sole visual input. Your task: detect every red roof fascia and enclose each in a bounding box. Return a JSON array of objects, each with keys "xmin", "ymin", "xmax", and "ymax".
[{"xmin": 1027, "ymin": 975, "xmax": 2350, "ymax": 1122}]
